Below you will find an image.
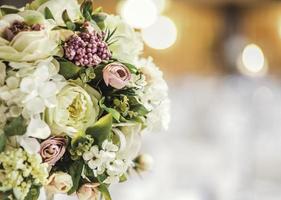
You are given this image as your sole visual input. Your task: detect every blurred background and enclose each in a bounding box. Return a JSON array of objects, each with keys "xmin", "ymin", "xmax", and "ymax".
[{"xmin": 3, "ymin": 0, "xmax": 281, "ymax": 199}]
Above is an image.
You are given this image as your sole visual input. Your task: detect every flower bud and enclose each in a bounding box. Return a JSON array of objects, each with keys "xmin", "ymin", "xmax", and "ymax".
[{"xmin": 135, "ymin": 154, "xmax": 154, "ymax": 172}]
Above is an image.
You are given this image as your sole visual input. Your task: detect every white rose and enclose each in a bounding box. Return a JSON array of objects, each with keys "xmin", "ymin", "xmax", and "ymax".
[
  {"xmin": 104, "ymin": 15, "xmax": 143, "ymax": 64},
  {"xmin": 45, "ymin": 81, "xmax": 100, "ymax": 137},
  {"xmin": 37, "ymin": 0, "xmax": 82, "ymax": 26},
  {"xmin": 0, "ymin": 11, "xmax": 61, "ymax": 62},
  {"xmin": 46, "ymin": 172, "xmax": 73, "ymax": 194}
]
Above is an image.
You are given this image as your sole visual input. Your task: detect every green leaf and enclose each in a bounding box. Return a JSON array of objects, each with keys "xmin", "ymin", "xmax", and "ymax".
[
  {"xmin": 122, "ymin": 63, "xmax": 138, "ymax": 74},
  {"xmin": 0, "ymin": 6, "xmax": 20, "ymax": 15},
  {"xmin": 62, "ymin": 10, "xmax": 76, "ymax": 30},
  {"xmin": 44, "ymin": 7, "xmax": 55, "ymax": 20},
  {"xmin": 97, "ymin": 174, "xmax": 107, "ymax": 183},
  {"xmin": 24, "ymin": 185, "xmax": 40, "ymax": 200},
  {"xmin": 104, "ymin": 28, "xmax": 117, "ymax": 43},
  {"xmin": 103, "ymin": 107, "xmax": 120, "ymax": 122},
  {"xmin": 66, "ymin": 21, "xmax": 76, "ymax": 31},
  {"xmin": 58, "ymin": 60, "xmax": 81, "ymax": 80},
  {"xmin": 67, "ymin": 160, "xmax": 84, "ymax": 195},
  {"xmin": 4, "ymin": 116, "xmax": 26, "ymax": 136},
  {"xmin": 86, "ymin": 114, "xmax": 112, "ymax": 146},
  {"xmin": 132, "ymin": 104, "xmax": 150, "ymax": 116},
  {"xmin": 99, "ymin": 98, "xmax": 120, "ymax": 122},
  {"xmin": 83, "ymin": 164, "xmax": 95, "ymax": 180},
  {"xmin": 62, "ymin": 10, "xmax": 72, "ymax": 23},
  {"xmin": 71, "ymin": 131, "xmax": 85, "ymax": 147},
  {"xmin": 119, "ymin": 174, "xmax": 128, "ymax": 183},
  {"xmin": 98, "ymin": 184, "xmax": 112, "ymax": 200},
  {"xmin": 0, "ymin": 132, "xmax": 6, "ymax": 153},
  {"xmin": 92, "ymin": 13, "xmax": 107, "ymax": 30},
  {"xmin": 81, "ymin": 0, "xmax": 93, "ymax": 21}
]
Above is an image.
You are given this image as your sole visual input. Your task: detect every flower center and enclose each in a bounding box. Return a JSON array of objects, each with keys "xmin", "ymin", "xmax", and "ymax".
[
  {"xmin": 67, "ymin": 95, "xmax": 84, "ymax": 120},
  {"xmin": 3, "ymin": 21, "xmax": 44, "ymax": 41},
  {"xmin": 117, "ymin": 69, "xmax": 126, "ymax": 78}
]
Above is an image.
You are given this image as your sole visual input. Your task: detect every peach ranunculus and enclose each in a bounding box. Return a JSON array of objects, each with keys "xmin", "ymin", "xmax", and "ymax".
[
  {"xmin": 45, "ymin": 172, "xmax": 73, "ymax": 194},
  {"xmin": 103, "ymin": 62, "xmax": 131, "ymax": 89},
  {"xmin": 77, "ymin": 183, "xmax": 100, "ymax": 200},
  {"xmin": 40, "ymin": 136, "xmax": 67, "ymax": 165}
]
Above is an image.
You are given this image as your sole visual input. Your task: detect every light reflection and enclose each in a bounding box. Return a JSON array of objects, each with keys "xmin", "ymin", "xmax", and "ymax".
[
  {"xmin": 142, "ymin": 16, "xmax": 177, "ymax": 50},
  {"xmin": 121, "ymin": 0, "xmax": 158, "ymax": 29},
  {"xmin": 237, "ymin": 43, "xmax": 267, "ymax": 76}
]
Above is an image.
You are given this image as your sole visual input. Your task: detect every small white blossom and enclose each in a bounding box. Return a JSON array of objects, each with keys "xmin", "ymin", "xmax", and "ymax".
[{"xmin": 83, "ymin": 140, "xmax": 130, "ymax": 183}]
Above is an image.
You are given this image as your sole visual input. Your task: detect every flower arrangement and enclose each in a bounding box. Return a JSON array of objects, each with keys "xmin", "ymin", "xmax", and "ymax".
[{"xmin": 0, "ymin": 0, "xmax": 169, "ymax": 199}]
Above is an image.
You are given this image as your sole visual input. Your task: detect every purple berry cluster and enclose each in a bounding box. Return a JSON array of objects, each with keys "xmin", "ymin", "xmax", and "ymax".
[{"xmin": 64, "ymin": 32, "xmax": 112, "ymax": 67}]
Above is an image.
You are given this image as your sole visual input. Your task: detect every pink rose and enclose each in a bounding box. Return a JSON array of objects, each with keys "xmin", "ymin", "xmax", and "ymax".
[
  {"xmin": 40, "ymin": 136, "xmax": 66, "ymax": 165},
  {"xmin": 77, "ymin": 183, "xmax": 100, "ymax": 200},
  {"xmin": 103, "ymin": 62, "xmax": 131, "ymax": 89}
]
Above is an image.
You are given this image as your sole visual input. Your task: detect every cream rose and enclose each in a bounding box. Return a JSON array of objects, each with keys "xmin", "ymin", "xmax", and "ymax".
[
  {"xmin": 0, "ymin": 11, "xmax": 61, "ymax": 62},
  {"xmin": 77, "ymin": 183, "xmax": 100, "ymax": 200},
  {"xmin": 46, "ymin": 172, "xmax": 73, "ymax": 194},
  {"xmin": 45, "ymin": 81, "xmax": 100, "ymax": 137}
]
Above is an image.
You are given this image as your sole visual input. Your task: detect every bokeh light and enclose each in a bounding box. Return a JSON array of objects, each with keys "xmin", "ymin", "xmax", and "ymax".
[
  {"xmin": 121, "ymin": 0, "xmax": 158, "ymax": 29},
  {"xmin": 151, "ymin": 0, "xmax": 168, "ymax": 13},
  {"xmin": 142, "ymin": 16, "xmax": 177, "ymax": 50},
  {"xmin": 237, "ymin": 44, "xmax": 267, "ymax": 76}
]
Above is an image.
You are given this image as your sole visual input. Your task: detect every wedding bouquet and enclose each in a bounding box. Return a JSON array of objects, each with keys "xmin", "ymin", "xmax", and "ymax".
[{"xmin": 0, "ymin": 0, "xmax": 169, "ymax": 199}]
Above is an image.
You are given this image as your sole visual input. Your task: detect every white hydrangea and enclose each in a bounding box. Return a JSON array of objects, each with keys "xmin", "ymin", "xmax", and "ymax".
[
  {"xmin": 0, "ymin": 58, "xmax": 66, "ymax": 153},
  {"xmin": 104, "ymin": 15, "xmax": 143, "ymax": 64},
  {"xmin": 137, "ymin": 57, "xmax": 170, "ymax": 131},
  {"xmin": 83, "ymin": 140, "xmax": 131, "ymax": 184}
]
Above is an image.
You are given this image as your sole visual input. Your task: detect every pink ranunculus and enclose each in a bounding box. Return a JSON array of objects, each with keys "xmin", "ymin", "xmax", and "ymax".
[
  {"xmin": 77, "ymin": 183, "xmax": 100, "ymax": 200},
  {"xmin": 40, "ymin": 136, "xmax": 67, "ymax": 165},
  {"xmin": 102, "ymin": 62, "xmax": 131, "ymax": 89}
]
